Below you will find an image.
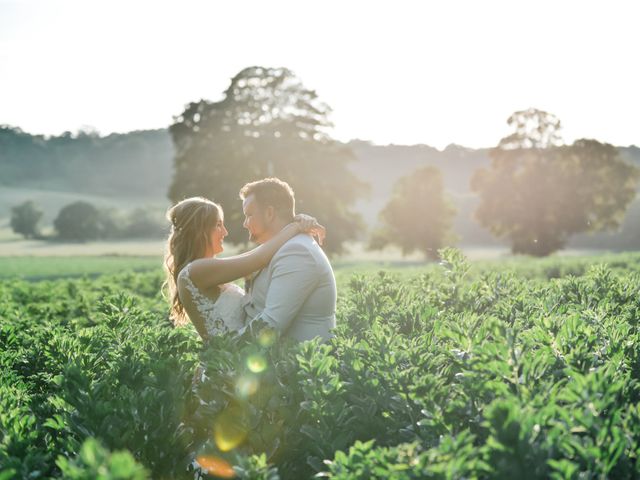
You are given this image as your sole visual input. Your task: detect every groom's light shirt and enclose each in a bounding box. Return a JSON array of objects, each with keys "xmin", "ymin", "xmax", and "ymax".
[{"xmin": 243, "ymin": 233, "xmax": 336, "ymax": 342}]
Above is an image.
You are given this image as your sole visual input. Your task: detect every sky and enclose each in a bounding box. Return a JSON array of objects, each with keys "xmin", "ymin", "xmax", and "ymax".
[{"xmin": 1, "ymin": 0, "xmax": 638, "ymax": 149}]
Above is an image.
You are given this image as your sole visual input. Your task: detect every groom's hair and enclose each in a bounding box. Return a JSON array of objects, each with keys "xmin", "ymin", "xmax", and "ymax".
[{"xmin": 240, "ymin": 177, "xmax": 295, "ymax": 221}]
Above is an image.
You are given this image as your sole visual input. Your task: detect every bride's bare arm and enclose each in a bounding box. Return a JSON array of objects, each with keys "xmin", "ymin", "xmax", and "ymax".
[{"xmin": 187, "ymin": 218, "xmax": 324, "ymax": 290}]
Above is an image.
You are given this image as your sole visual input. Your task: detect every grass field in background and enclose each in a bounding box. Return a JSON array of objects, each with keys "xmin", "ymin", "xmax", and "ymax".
[
  {"xmin": 0, "ymin": 255, "xmax": 429, "ymax": 283},
  {"xmin": 0, "ymin": 255, "xmax": 163, "ymax": 280},
  {"xmin": 2, "ymin": 250, "xmax": 640, "ymax": 283}
]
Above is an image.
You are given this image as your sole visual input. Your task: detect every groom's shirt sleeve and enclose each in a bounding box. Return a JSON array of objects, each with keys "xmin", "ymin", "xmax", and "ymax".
[{"xmin": 256, "ymin": 241, "xmax": 319, "ymax": 333}]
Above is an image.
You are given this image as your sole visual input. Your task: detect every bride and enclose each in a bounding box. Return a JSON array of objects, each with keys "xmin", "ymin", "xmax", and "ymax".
[{"xmin": 163, "ymin": 196, "xmax": 324, "ymax": 340}]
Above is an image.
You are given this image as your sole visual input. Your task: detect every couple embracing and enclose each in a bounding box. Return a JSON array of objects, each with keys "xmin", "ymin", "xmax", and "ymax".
[{"xmin": 164, "ymin": 177, "xmax": 337, "ymax": 343}]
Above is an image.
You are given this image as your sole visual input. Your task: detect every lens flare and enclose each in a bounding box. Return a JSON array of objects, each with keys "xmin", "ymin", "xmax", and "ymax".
[
  {"xmin": 236, "ymin": 374, "xmax": 259, "ymax": 398},
  {"xmin": 247, "ymin": 353, "xmax": 267, "ymax": 373},
  {"xmin": 214, "ymin": 407, "xmax": 247, "ymax": 452},
  {"xmin": 195, "ymin": 455, "xmax": 236, "ymax": 478},
  {"xmin": 258, "ymin": 328, "xmax": 276, "ymax": 347}
]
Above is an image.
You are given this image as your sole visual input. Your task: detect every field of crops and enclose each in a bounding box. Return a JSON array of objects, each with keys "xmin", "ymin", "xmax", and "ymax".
[{"xmin": 2, "ymin": 250, "xmax": 640, "ymax": 479}]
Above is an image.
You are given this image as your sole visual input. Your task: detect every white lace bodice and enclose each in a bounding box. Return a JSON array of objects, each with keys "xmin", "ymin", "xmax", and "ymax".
[{"xmin": 178, "ymin": 263, "xmax": 246, "ymax": 336}]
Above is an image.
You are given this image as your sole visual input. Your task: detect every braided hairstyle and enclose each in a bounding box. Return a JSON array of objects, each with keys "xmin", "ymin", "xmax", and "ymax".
[{"xmin": 163, "ymin": 197, "xmax": 222, "ymax": 326}]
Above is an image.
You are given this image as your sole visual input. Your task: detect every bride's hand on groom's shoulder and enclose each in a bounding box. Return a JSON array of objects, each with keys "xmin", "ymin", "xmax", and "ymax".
[{"xmin": 294, "ymin": 213, "xmax": 326, "ymax": 246}]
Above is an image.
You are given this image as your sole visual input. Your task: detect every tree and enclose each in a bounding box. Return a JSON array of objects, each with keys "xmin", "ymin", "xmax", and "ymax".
[
  {"xmin": 123, "ymin": 207, "xmax": 167, "ymax": 238},
  {"xmin": 54, "ymin": 201, "xmax": 101, "ymax": 241},
  {"xmin": 471, "ymin": 108, "xmax": 640, "ymax": 256},
  {"xmin": 369, "ymin": 166, "xmax": 457, "ymax": 260},
  {"xmin": 168, "ymin": 66, "xmax": 368, "ymax": 255},
  {"xmin": 10, "ymin": 200, "xmax": 43, "ymax": 238},
  {"xmin": 495, "ymin": 108, "xmax": 562, "ymax": 149}
]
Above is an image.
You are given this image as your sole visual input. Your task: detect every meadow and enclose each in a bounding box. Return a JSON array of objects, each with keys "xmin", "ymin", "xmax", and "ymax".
[{"xmin": 2, "ymin": 250, "xmax": 640, "ymax": 479}]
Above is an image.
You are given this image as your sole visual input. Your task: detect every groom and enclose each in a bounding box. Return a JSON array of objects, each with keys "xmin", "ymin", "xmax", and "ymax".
[{"xmin": 240, "ymin": 177, "xmax": 337, "ymax": 342}]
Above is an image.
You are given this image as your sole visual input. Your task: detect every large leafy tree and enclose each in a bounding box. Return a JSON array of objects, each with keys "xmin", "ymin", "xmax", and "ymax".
[
  {"xmin": 10, "ymin": 200, "xmax": 43, "ymax": 239},
  {"xmin": 369, "ymin": 166, "xmax": 457, "ymax": 260},
  {"xmin": 471, "ymin": 108, "xmax": 640, "ymax": 256},
  {"xmin": 168, "ymin": 66, "xmax": 367, "ymax": 254}
]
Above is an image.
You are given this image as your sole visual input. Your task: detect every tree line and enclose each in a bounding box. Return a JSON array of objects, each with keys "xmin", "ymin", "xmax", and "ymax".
[
  {"xmin": 10, "ymin": 200, "xmax": 166, "ymax": 241},
  {"xmin": 167, "ymin": 66, "xmax": 639, "ymax": 258}
]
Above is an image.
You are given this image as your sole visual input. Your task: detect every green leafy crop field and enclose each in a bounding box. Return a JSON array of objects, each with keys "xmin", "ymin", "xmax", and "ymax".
[{"xmin": 2, "ymin": 250, "xmax": 640, "ymax": 479}]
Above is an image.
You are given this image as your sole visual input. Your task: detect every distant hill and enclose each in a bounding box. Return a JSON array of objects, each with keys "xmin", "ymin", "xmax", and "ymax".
[
  {"xmin": 1, "ymin": 126, "xmax": 638, "ymax": 250},
  {"xmin": 0, "ymin": 126, "xmax": 173, "ymax": 198}
]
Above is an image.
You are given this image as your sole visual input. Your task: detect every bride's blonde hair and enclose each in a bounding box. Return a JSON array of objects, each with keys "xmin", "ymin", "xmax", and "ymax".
[{"xmin": 163, "ymin": 197, "xmax": 222, "ymax": 326}]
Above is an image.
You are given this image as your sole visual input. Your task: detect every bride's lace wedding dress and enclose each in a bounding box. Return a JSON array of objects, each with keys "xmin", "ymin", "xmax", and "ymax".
[
  {"xmin": 178, "ymin": 263, "xmax": 248, "ymax": 479},
  {"xmin": 178, "ymin": 263, "xmax": 246, "ymax": 336}
]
